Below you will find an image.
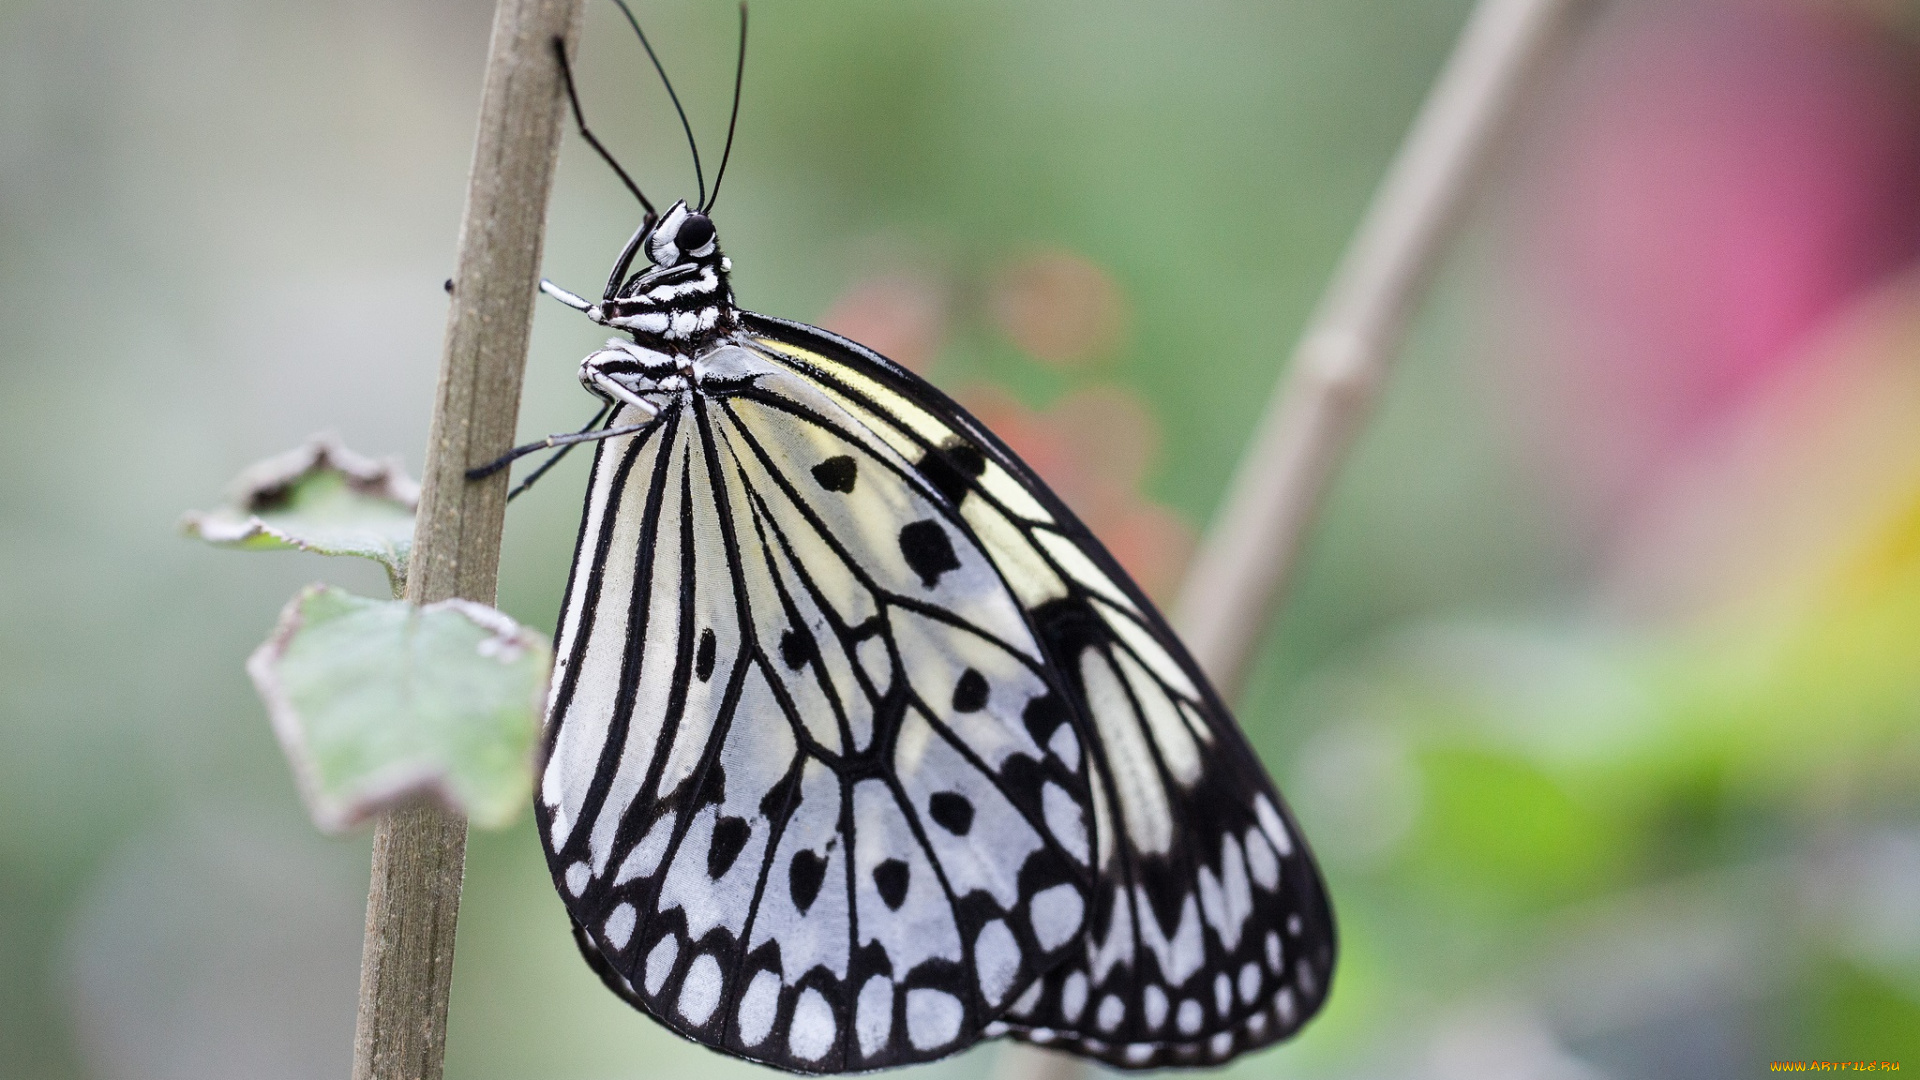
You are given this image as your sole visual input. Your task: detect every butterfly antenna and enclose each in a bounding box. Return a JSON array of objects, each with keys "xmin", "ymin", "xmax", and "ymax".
[
  {"xmin": 610, "ymin": 0, "xmax": 705, "ymax": 209},
  {"xmin": 703, "ymin": 2, "xmax": 748, "ymax": 213},
  {"xmin": 553, "ymin": 38, "xmax": 655, "ymax": 217}
]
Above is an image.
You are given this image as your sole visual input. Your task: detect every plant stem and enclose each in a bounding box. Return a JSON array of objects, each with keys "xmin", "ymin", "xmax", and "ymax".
[
  {"xmin": 1170, "ymin": 0, "xmax": 1587, "ymax": 701},
  {"xmin": 350, "ymin": 1, "xmax": 583, "ymax": 1078},
  {"xmin": 996, "ymin": 0, "xmax": 1582, "ymax": 1076}
]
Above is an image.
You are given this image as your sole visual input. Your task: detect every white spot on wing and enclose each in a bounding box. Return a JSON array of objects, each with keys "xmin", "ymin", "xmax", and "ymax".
[
  {"xmin": 905, "ymin": 988, "xmax": 964, "ymax": 1050},
  {"xmin": 1029, "ymin": 883, "xmax": 1084, "ymax": 952},
  {"xmin": 856, "ymin": 975, "xmax": 894, "ymax": 1058},
  {"xmin": 1239, "ymin": 961, "xmax": 1262, "ymax": 1006},
  {"xmin": 1047, "ymin": 723, "xmax": 1081, "ymax": 772},
  {"xmin": 736, "ymin": 969, "xmax": 781, "ymax": 1046},
  {"xmin": 973, "ymin": 919, "xmax": 1021, "ymax": 1007},
  {"xmin": 1177, "ymin": 997, "xmax": 1203, "ymax": 1035},
  {"xmin": 1255, "ymin": 794, "xmax": 1294, "ymax": 856},
  {"xmin": 603, "ymin": 903, "xmax": 635, "ymax": 949},
  {"xmin": 678, "ymin": 953, "xmax": 723, "ymax": 1025},
  {"xmin": 1143, "ymin": 983, "xmax": 1169, "ymax": 1030},
  {"xmin": 788, "ymin": 987, "xmax": 837, "ymax": 1062},
  {"xmin": 1060, "ymin": 969, "xmax": 1088, "ymax": 1022},
  {"xmin": 1097, "ymin": 993, "xmax": 1124, "ymax": 1032},
  {"xmin": 1245, "ymin": 826, "xmax": 1280, "ymax": 891},
  {"xmin": 564, "ymin": 861, "xmax": 590, "ymax": 896},
  {"xmin": 644, "ymin": 934, "xmax": 679, "ymax": 995}
]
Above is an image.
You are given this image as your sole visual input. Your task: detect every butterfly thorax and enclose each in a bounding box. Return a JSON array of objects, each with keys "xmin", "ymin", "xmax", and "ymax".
[{"xmin": 592, "ymin": 200, "xmax": 740, "ymax": 355}]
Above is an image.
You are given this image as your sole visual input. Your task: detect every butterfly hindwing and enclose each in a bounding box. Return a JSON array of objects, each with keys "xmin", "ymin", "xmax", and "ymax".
[{"xmin": 740, "ymin": 315, "xmax": 1337, "ymax": 1069}]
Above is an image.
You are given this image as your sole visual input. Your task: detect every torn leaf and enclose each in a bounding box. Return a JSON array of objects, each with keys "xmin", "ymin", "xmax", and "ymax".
[
  {"xmin": 184, "ymin": 436, "xmax": 419, "ymax": 594},
  {"xmin": 249, "ymin": 585, "xmax": 550, "ymax": 833}
]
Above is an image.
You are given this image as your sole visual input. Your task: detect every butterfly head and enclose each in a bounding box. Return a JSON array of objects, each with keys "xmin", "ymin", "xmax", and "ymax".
[{"xmin": 595, "ymin": 200, "xmax": 735, "ymax": 350}]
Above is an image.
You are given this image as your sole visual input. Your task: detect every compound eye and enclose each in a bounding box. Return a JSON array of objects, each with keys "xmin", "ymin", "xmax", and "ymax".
[{"xmin": 675, "ymin": 213, "xmax": 716, "ymax": 254}]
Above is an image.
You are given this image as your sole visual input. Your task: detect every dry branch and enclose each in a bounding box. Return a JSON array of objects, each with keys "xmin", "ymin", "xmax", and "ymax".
[
  {"xmin": 1171, "ymin": 0, "xmax": 1586, "ymax": 699},
  {"xmin": 350, "ymin": 1, "xmax": 584, "ymax": 1077}
]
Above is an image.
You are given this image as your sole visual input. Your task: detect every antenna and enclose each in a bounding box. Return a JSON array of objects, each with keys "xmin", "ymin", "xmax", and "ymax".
[
  {"xmin": 704, "ymin": 3, "xmax": 749, "ymax": 213},
  {"xmin": 553, "ymin": 38, "xmax": 655, "ymax": 217},
  {"xmin": 610, "ymin": 0, "xmax": 706, "ymax": 209}
]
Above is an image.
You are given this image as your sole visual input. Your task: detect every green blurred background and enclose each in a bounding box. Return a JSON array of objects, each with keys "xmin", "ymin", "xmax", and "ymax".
[{"xmin": 5, "ymin": 0, "xmax": 1920, "ymax": 1077}]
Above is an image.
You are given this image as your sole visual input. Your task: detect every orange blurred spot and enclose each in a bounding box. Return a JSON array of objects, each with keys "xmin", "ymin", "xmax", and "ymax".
[
  {"xmin": 989, "ymin": 250, "xmax": 1128, "ymax": 367},
  {"xmin": 956, "ymin": 384, "xmax": 1193, "ymax": 602},
  {"xmin": 819, "ymin": 272, "xmax": 950, "ymax": 373}
]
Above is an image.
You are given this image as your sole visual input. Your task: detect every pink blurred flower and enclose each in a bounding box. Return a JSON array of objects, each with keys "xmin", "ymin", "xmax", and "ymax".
[{"xmin": 1510, "ymin": 0, "xmax": 1920, "ymax": 519}]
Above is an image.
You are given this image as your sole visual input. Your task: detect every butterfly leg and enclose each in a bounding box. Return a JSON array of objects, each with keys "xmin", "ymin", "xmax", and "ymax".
[{"xmin": 465, "ymin": 403, "xmax": 650, "ymax": 484}]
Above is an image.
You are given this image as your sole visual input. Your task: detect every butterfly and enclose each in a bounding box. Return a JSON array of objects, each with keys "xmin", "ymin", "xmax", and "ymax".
[{"xmin": 476, "ymin": 4, "xmax": 1334, "ymax": 1072}]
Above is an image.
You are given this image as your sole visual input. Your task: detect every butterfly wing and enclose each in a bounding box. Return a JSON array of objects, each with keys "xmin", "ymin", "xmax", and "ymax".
[
  {"xmin": 536, "ymin": 345, "xmax": 1095, "ymax": 1073},
  {"xmin": 740, "ymin": 314, "xmax": 1337, "ymax": 1069}
]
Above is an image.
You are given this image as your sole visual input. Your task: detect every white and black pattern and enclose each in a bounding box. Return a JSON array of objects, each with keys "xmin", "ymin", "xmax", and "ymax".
[{"xmin": 509, "ymin": 25, "xmax": 1333, "ymax": 1068}]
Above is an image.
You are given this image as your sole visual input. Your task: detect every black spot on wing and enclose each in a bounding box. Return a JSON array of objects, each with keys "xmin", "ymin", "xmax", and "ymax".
[
  {"xmin": 811, "ymin": 454, "xmax": 858, "ymax": 493},
  {"xmin": 915, "ymin": 439, "xmax": 986, "ymax": 507},
  {"xmin": 951, "ymin": 668, "xmax": 989, "ymax": 713},
  {"xmin": 898, "ymin": 519, "xmax": 960, "ymax": 587},
  {"xmin": 708, "ymin": 815, "xmax": 750, "ymax": 878},
  {"xmin": 759, "ymin": 762, "xmax": 801, "ymax": 821},
  {"xmin": 789, "ymin": 848, "xmax": 827, "ymax": 912},
  {"xmin": 695, "ymin": 627, "xmax": 717, "ymax": 682},
  {"xmin": 872, "ymin": 858, "xmax": 910, "ymax": 910},
  {"xmin": 928, "ymin": 791, "xmax": 974, "ymax": 835},
  {"xmin": 779, "ymin": 627, "xmax": 813, "ymax": 670}
]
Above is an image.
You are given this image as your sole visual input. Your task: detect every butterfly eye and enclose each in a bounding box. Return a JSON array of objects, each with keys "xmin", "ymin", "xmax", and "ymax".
[{"xmin": 676, "ymin": 213, "xmax": 716, "ymax": 254}]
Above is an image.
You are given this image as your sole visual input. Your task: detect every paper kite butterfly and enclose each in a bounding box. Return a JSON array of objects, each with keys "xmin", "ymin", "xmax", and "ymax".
[{"xmin": 474, "ymin": 3, "xmax": 1334, "ymax": 1071}]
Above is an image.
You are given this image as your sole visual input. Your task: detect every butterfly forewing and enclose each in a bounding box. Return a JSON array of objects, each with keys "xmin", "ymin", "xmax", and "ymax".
[{"xmin": 537, "ymin": 344, "xmax": 1096, "ymax": 1072}]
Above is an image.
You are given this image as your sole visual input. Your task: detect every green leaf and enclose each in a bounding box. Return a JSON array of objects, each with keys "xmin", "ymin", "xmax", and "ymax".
[
  {"xmin": 183, "ymin": 436, "xmax": 419, "ymax": 595},
  {"xmin": 249, "ymin": 585, "xmax": 551, "ymax": 832}
]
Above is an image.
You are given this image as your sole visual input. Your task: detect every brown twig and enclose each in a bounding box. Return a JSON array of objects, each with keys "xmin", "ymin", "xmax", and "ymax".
[
  {"xmin": 350, "ymin": 1, "xmax": 584, "ymax": 1078},
  {"xmin": 1170, "ymin": 0, "xmax": 1588, "ymax": 700},
  {"xmin": 995, "ymin": 0, "xmax": 1583, "ymax": 1076}
]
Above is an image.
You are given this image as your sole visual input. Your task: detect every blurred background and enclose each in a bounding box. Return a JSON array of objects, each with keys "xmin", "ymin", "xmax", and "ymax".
[{"xmin": 4, "ymin": 0, "xmax": 1920, "ymax": 1076}]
